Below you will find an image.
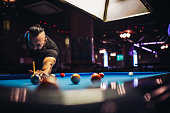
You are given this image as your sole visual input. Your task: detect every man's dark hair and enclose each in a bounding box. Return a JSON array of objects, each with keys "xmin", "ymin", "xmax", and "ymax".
[{"xmin": 29, "ymin": 24, "xmax": 44, "ymax": 37}]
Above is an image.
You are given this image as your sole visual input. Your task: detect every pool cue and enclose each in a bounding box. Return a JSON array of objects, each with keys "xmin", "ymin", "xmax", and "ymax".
[{"xmin": 33, "ymin": 61, "xmax": 35, "ymax": 74}]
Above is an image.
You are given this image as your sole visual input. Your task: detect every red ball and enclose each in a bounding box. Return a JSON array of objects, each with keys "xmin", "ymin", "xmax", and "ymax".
[
  {"xmin": 60, "ymin": 73, "xmax": 65, "ymax": 77},
  {"xmin": 99, "ymin": 72, "xmax": 104, "ymax": 78},
  {"xmin": 71, "ymin": 73, "xmax": 81, "ymax": 84},
  {"xmin": 91, "ymin": 73, "xmax": 101, "ymax": 83}
]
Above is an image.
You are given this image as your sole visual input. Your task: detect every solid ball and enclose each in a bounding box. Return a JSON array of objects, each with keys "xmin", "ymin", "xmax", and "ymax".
[
  {"xmin": 30, "ymin": 74, "xmax": 41, "ymax": 85},
  {"xmin": 99, "ymin": 72, "xmax": 104, "ymax": 78},
  {"xmin": 30, "ymin": 75, "xmax": 34, "ymax": 83},
  {"xmin": 129, "ymin": 72, "xmax": 133, "ymax": 76},
  {"xmin": 71, "ymin": 73, "xmax": 81, "ymax": 84},
  {"xmin": 60, "ymin": 73, "xmax": 65, "ymax": 77},
  {"xmin": 91, "ymin": 73, "xmax": 101, "ymax": 83}
]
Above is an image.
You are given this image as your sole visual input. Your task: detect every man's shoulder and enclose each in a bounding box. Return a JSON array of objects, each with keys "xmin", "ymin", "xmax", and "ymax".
[
  {"xmin": 45, "ymin": 35, "xmax": 59, "ymax": 52},
  {"xmin": 46, "ymin": 35, "xmax": 54, "ymax": 43},
  {"xmin": 45, "ymin": 35, "xmax": 57, "ymax": 47}
]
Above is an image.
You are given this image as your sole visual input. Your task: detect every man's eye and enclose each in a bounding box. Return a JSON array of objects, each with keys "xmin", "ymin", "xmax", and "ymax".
[{"xmin": 36, "ymin": 44, "xmax": 41, "ymax": 47}]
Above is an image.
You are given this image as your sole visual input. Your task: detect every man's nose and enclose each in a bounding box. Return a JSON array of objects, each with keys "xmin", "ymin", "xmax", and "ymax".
[{"xmin": 33, "ymin": 46, "xmax": 37, "ymax": 50}]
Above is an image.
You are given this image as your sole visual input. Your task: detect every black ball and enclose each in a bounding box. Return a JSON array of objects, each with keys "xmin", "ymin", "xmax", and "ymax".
[{"xmin": 30, "ymin": 74, "xmax": 40, "ymax": 85}]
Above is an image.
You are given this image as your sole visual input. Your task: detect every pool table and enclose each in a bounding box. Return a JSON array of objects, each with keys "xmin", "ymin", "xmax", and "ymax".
[
  {"xmin": 0, "ymin": 72, "xmax": 167, "ymax": 90},
  {"xmin": 0, "ymin": 72, "xmax": 170, "ymax": 113}
]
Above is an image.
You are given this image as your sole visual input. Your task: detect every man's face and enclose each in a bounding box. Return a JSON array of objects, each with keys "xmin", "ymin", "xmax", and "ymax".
[{"xmin": 29, "ymin": 31, "xmax": 46, "ymax": 50}]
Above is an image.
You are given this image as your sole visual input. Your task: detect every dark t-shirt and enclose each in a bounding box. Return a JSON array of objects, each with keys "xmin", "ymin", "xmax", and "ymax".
[{"xmin": 25, "ymin": 35, "xmax": 59, "ymax": 72}]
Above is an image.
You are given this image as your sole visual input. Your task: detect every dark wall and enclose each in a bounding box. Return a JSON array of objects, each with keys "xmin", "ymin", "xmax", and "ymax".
[{"xmin": 0, "ymin": 1, "xmax": 70, "ymax": 73}]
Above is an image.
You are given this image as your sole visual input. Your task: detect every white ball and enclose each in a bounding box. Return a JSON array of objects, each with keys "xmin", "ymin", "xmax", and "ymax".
[{"xmin": 129, "ymin": 72, "xmax": 133, "ymax": 76}]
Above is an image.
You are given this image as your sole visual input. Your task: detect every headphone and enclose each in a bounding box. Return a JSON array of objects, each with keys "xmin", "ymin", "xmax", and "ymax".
[{"xmin": 24, "ymin": 31, "xmax": 31, "ymax": 47}]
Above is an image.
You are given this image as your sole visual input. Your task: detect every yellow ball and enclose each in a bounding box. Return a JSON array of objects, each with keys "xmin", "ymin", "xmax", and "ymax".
[{"xmin": 71, "ymin": 73, "xmax": 81, "ymax": 84}]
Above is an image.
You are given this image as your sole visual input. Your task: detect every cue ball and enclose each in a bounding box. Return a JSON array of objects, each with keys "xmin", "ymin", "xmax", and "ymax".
[
  {"xmin": 71, "ymin": 73, "xmax": 81, "ymax": 84},
  {"xmin": 129, "ymin": 72, "xmax": 133, "ymax": 76},
  {"xmin": 99, "ymin": 72, "xmax": 104, "ymax": 78},
  {"xmin": 91, "ymin": 73, "xmax": 101, "ymax": 83},
  {"xmin": 60, "ymin": 73, "xmax": 65, "ymax": 77}
]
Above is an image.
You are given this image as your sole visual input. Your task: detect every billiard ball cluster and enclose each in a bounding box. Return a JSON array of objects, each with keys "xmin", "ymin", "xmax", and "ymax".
[
  {"xmin": 59, "ymin": 72, "xmax": 104, "ymax": 84},
  {"xmin": 30, "ymin": 74, "xmax": 56, "ymax": 85},
  {"xmin": 91, "ymin": 73, "xmax": 104, "ymax": 84},
  {"xmin": 30, "ymin": 72, "xmax": 105, "ymax": 85}
]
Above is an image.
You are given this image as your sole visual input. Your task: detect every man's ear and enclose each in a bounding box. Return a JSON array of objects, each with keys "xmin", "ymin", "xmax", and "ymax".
[{"xmin": 44, "ymin": 37, "xmax": 47, "ymax": 43}]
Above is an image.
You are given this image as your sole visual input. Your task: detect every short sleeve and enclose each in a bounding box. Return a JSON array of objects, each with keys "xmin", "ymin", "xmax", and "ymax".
[{"xmin": 44, "ymin": 49, "xmax": 58, "ymax": 59}]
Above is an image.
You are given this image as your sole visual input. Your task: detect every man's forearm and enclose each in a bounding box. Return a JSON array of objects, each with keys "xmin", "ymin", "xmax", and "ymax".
[
  {"xmin": 42, "ymin": 62, "xmax": 53, "ymax": 74},
  {"xmin": 42, "ymin": 57, "xmax": 56, "ymax": 74}
]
